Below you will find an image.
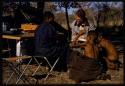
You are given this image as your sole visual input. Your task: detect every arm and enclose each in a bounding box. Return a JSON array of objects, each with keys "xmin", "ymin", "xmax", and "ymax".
[
  {"xmin": 70, "ymin": 42, "xmax": 86, "ymax": 48},
  {"xmin": 73, "ymin": 26, "xmax": 89, "ymax": 44},
  {"xmin": 100, "ymin": 38, "xmax": 118, "ymax": 61},
  {"xmin": 74, "ymin": 30, "xmax": 85, "ymax": 40}
]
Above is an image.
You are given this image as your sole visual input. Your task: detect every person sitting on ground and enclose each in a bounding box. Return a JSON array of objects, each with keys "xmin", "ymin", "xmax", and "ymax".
[
  {"xmin": 96, "ymin": 33, "xmax": 122, "ymax": 70},
  {"xmin": 70, "ymin": 30, "xmax": 100, "ymax": 59},
  {"xmin": 75, "ymin": 31, "xmax": 122, "ymax": 70},
  {"xmin": 77, "ymin": 31, "xmax": 122, "ymax": 70},
  {"xmin": 68, "ymin": 31, "xmax": 110, "ymax": 83}
]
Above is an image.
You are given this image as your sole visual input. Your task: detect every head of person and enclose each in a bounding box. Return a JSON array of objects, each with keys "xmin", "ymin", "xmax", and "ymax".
[
  {"xmin": 43, "ymin": 11, "xmax": 55, "ymax": 23},
  {"xmin": 75, "ymin": 9, "xmax": 86, "ymax": 20},
  {"xmin": 74, "ymin": 9, "xmax": 89, "ymax": 27},
  {"xmin": 86, "ymin": 30, "xmax": 99, "ymax": 44}
]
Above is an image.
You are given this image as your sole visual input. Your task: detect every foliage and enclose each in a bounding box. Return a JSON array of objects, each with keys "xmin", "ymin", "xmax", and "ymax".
[
  {"xmin": 52, "ymin": 2, "xmax": 123, "ymax": 27},
  {"xmin": 3, "ymin": 1, "xmax": 123, "ymax": 27}
]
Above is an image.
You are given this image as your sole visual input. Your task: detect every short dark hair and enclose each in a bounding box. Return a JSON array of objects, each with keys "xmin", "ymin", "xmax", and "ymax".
[
  {"xmin": 87, "ymin": 30, "xmax": 99, "ymax": 43},
  {"xmin": 43, "ymin": 11, "xmax": 54, "ymax": 21}
]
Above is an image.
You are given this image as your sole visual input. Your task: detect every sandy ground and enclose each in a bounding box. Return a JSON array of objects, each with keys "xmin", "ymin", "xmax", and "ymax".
[{"xmin": 2, "ymin": 44, "xmax": 124, "ymax": 85}]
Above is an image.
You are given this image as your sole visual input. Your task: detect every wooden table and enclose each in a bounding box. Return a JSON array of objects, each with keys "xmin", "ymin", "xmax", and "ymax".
[
  {"xmin": 2, "ymin": 33, "xmax": 35, "ymax": 56},
  {"xmin": 2, "ymin": 33, "xmax": 34, "ymax": 40}
]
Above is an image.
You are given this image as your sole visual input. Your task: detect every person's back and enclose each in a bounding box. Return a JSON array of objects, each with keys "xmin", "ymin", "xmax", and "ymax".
[
  {"xmin": 35, "ymin": 11, "xmax": 56, "ymax": 55},
  {"xmin": 50, "ymin": 21, "xmax": 69, "ymax": 45},
  {"xmin": 35, "ymin": 22, "xmax": 57, "ymax": 52}
]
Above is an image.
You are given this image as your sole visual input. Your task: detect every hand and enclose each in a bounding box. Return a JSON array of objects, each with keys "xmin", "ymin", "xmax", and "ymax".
[
  {"xmin": 70, "ymin": 41, "xmax": 79, "ymax": 48},
  {"xmin": 70, "ymin": 42, "xmax": 75, "ymax": 48}
]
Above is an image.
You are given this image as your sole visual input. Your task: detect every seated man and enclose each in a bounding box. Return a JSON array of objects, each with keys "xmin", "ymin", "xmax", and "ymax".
[{"xmin": 35, "ymin": 11, "xmax": 69, "ymax": 71}]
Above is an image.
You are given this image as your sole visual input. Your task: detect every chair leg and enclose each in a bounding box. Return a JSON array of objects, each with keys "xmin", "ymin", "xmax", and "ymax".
[
  {"xmin": 6, "ymin": 62, "xmax": 26, "ymax": 84},
  {"xmin": 31, "ymin": 56, "xmax": 60, "ymax": 81},
  {"xmin": 16, "ymin": 58, "xmax": 32, "ymax": 84},
  {"xmin": 43, "ymin": 57, "xmax": 52, "ymax": 68},
  {"xmin": 6, "ymin": 72, "xmax": 14, "ymax": 85},
  {"xmin": 32, "ymin": 65, "xmax": 41, "ymax": 76},
  {"xmin": 44, "ymin": 57, "xmax": 60, "ymax": 80},
  {"xmin": 32, "ymin": 57, "xmax": 43, "ymax": 76}
]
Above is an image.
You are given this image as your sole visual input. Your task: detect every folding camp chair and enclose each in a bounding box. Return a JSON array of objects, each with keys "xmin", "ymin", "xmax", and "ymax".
[
  {"xmin": 3, "ymin": 56, "xmax": 32, "ymax": 84},
  {"xmin": 15, "ymin": 43, "xmax": 67, "ymax": 84},
  {"xmin": 15, "ymin": 55, "xmax": 60, "ymax": 84},
  {"xmin": 32, "ymin": 56, "xmax": 60, "ymax": 80}
]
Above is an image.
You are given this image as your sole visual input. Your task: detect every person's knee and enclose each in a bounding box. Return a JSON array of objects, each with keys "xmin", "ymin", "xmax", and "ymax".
[
  {"xmin": 107, "ymin": 56, "xmax": 118, "ymax": 62},
  {"xmin": 106, "ymin": 59, "xmax": 120, "ymax": 70}
]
